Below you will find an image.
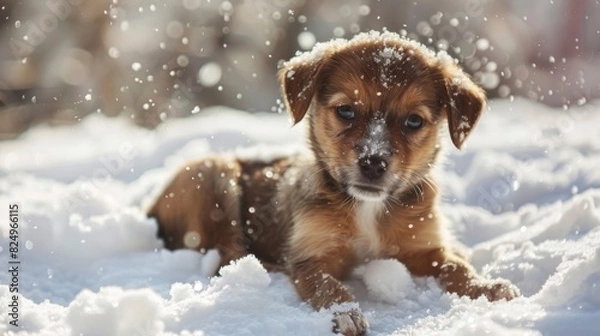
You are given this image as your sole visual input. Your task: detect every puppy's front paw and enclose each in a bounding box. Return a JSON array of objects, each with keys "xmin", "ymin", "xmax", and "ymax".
[
  {"xmin": 467, "ymin": 278, "xmax": 520, "ymax": 301},
  {"xmin": 333, "ymin": 309, "xmax": 369, "ymax": 336}
]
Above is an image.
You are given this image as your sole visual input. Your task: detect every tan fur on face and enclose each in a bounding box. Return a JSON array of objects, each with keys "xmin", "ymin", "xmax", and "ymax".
[{"xmin": 149, "ymin": 32, "xmax": 518, "ymax": 335}]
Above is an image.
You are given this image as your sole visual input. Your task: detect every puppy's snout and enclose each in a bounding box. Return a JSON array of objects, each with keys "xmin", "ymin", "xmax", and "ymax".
[{"xmin": 358, "ymin": 156, "xmax": 388, "ymax": 180}]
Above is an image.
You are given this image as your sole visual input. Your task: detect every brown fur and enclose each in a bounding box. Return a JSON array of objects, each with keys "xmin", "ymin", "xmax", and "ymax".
[{"xmin": 148, "ymin": 33, "xmax": 519, "ymax": 335}]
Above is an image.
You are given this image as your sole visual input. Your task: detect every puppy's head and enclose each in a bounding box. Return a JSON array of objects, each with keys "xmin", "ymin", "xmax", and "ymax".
[{"xmin": 279, "ymin": 31, "xmax": 485, "ymax": 202}]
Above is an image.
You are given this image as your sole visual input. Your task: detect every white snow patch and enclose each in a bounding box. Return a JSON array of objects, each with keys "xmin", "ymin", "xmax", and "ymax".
[
  {"xmin": 66, "ymin": 287, "xmax": 164, "ymax": 336},
  {"xmin": 213, "ymin": 255, "xmax": 271, "ymax": 289},
  {"xmin": 362, "ymin": 259, "xmax": 416, "ymax": 304}
]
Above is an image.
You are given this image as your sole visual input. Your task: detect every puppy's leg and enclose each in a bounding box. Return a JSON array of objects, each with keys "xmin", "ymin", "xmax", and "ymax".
[
  {"xmin": 149, "ymin": 158, "xmax": 249, "ymax": 271},
  {"xmin": 291, "ymin": 258, "xmax": 355, "ymax": 310},
  {"xmin": 399, "ymin": 248, "xmax": 519, "ymax": 301},
  {"xmin": 288, "ymin": 215, "xmax": 368, "ymax": 336},
  {"xmin": 291, "ymin": 257, "xmax": 368, "ymax": 336}
]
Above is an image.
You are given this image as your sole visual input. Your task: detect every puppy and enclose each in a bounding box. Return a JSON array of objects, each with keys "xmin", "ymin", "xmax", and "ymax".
[{"xmin": 148, "ymin": 31, "xmax": 519, "ymax": 335}]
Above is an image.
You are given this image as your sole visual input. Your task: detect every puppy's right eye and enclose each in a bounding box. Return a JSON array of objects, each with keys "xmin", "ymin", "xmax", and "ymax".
[
  {"xmin": 336, "ymin": 105, "xmax": 356, "ymax": 120},
  {"xmin": 404, "ymin": 114, "xmax": 424, "ymax": 130}
]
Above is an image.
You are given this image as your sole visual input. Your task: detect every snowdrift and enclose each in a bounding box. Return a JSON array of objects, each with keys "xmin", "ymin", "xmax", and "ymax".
[{"xmin": 1, "ymin": 99, "xmax": 600, "ymax": 335}]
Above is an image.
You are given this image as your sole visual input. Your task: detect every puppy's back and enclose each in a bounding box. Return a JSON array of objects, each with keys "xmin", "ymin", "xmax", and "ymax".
[{"xmin": 148, "ymin": 155, "xmax": 298, "ymax": 270}]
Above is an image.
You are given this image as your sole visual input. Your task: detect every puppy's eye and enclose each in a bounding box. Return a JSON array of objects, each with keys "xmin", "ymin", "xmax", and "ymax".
[
  {"xmin": 336, "ymin": 105, "xmax": 355, "ymax": 120},
  {"xmin": 404, "ymin": 114, "xmax": 423, "ymax": 130}
]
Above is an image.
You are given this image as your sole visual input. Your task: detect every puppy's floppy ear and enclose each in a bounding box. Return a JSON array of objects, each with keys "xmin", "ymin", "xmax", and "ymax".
[
  {"xmin": 278, "ymin": 58, "xmax": 323, "ymax": 124},
  {"xmin": 443, "ymin": 70, "xmax": 487, "ymax": 149}
]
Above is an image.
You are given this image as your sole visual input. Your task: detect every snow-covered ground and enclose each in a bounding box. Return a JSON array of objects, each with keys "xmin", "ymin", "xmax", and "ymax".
[{"xmin": 1, "ymin": 98, "xmax": 600, "ymax": 335}]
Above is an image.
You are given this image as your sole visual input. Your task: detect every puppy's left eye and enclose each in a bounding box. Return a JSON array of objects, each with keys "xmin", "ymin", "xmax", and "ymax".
[
  {"xmin": 336, "ymin": 105, "xmax": 356, "ymax": 120},
  {"xmin": 404, "ymin": 114, "xmax": 424, "ymax": 130}
]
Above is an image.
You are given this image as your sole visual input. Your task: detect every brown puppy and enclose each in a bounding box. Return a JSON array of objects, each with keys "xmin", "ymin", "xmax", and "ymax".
[{"xmin": 148, "ymin": 31, "xmax": 519, "ymax": 335}]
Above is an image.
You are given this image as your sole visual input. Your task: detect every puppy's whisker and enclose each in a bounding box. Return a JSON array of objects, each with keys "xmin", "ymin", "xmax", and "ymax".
[
  {"xmin": 341, "ymin": 195, "xmax": 355, "ymax": 212},
  {"xmin": 382, "ymin": 198, "xmax": 395, "ymax": 215},
  {"xmin": 305, "ymin": 166, "xmax": 327, "ymax": 182},
  {"xmin": 412, "ymin": 183, "xmax": 424, "ymax": 201},
  {"xmin": 422, "ymin": 177, "xmax": 439, "ymax": 194},
  {"xmin": 401, "ymin": 167, "xmax": 440, "ymax": 198}
]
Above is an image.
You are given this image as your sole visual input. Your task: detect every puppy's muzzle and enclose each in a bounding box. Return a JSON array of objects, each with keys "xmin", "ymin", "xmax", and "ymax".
[{"xmin": 358, "ymin": 155, "xmax": 388, "ymax": 180}]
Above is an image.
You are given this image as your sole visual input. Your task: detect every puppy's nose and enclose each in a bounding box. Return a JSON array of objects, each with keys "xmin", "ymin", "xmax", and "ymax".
[{"xmin": 358, "ymin": 156, "xmax": 388, "ymax": 180}]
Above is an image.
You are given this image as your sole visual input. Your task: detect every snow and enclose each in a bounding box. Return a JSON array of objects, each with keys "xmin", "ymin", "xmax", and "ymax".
[
  {"xmin": 360, "ymin": 259, "xmax": 415, "ymax": 304},
  {"xmin": 373, "ymin": 47, "xmax": 405, "ymax": 89},
  {"xmin": 197, "ymin": 62, "xmax": 222, "ymax": 87},
  {"xmin": 361, "ymin": 113, "xmax": 389, "ymax": 158},
  {"xmin": 297, "ymin": 31, "xmax": 317, "ymax": 50},
  {"xmin": 286, "ymin": 31, "xmax": 432, "ymax": 67},
  {"xmin": 284, "ymin": 30, "xmax": 472, "ymax": 93},
  {"xmin": 1, "ymin": 99, "xmax": 600, "ymax": 335}
]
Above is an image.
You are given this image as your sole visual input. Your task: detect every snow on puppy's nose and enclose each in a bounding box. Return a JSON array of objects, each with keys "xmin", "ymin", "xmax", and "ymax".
[{"xmin": 359, "ymin": 112, "xmax": 390, "ymax": 161}]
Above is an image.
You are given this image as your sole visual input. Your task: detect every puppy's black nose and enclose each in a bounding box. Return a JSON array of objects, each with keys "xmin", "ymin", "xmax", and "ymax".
[{"xmin": 358, "ymin": 156, "xmax": 388, "ymax": 180}]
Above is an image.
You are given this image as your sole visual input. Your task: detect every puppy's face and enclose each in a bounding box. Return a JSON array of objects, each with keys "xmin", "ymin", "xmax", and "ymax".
[{"xmin": 279, "ymin": 33, "xmax": 486, "ymax": 201}]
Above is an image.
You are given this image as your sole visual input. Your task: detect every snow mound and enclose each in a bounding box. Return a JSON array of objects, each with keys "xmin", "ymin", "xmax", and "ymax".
[
  {"xmin": 213, "ymin": 255, "xmax": 271, "ymax": 289},
  {"xmin": 66, "ymin": 287, "xmax": 165, "ymax": 336},
  {"xmin": 362, "ymin": 259, "xmax": 416, "ymax": 304}
]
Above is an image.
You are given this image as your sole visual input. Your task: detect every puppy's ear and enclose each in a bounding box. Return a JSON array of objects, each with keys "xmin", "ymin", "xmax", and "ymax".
[
  {"xmin": 278, "ymin": 58, "xmax": 323, "ymax": 124},
  {"xmin": 443, "ymin": 72, "xmax": 487, "ymax": 149}
]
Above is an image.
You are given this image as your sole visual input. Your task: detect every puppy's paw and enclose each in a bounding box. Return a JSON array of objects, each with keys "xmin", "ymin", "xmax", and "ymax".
[
  {"xmin": 333, "ymin": 309, "xmax": 369, "ymax": 336},
  {"xmin": 467, "ymin": 278, "xmax": 520, "ymax": 301}
]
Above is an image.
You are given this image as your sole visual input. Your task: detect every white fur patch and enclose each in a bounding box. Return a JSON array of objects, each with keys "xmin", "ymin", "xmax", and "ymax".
[
  {"xmin": 353, "ymin": 201, "xmax": 384, "ymax": 259},
  {"xmin": 347, "ymin": 185, "xmax": 387, "ymax": 202}
]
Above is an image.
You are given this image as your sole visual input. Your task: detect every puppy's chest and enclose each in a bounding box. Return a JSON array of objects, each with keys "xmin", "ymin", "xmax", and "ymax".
[{"xmin": 352, "ymin": 202, "xmax": 386, "ymax": 260}]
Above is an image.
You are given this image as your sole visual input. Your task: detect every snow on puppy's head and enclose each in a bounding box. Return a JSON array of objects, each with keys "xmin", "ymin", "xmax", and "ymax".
[{"xmin": 278, "ymin": 30, "xmax": 486, "ymax": 150}]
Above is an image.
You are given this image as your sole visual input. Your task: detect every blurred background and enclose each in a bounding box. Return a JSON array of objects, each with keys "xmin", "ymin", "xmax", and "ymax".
[{"xmin": 1, "ymin": 0, "xmax": 599, "ymax": 139}]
